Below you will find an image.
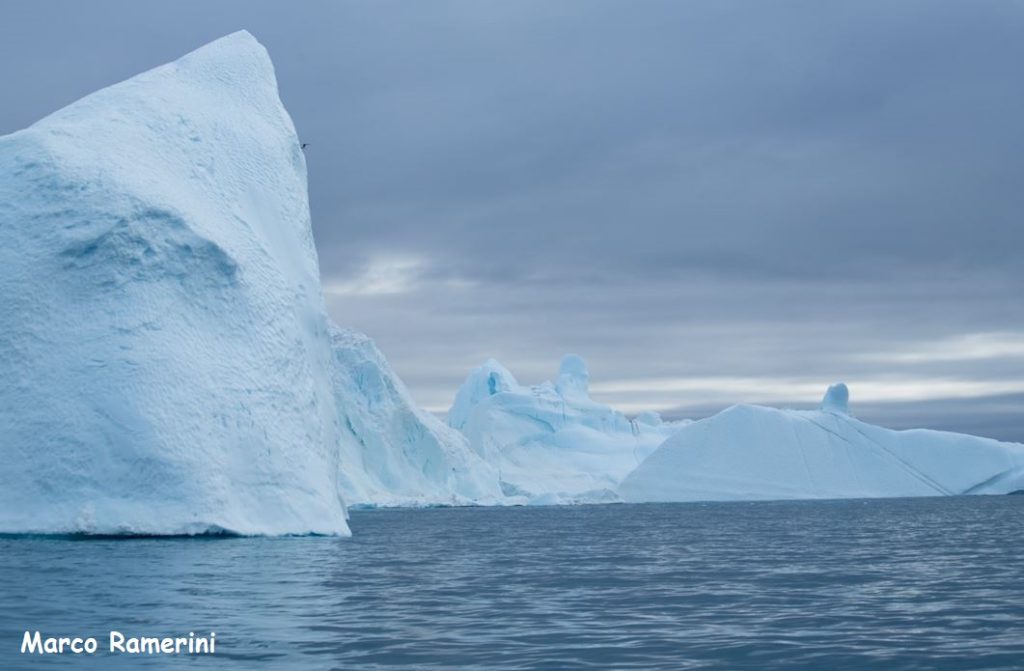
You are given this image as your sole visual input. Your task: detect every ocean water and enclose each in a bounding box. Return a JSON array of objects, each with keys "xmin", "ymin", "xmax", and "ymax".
[{"xmin": 2, "ymin": 497, "xmax": 1023, "ymax": 670}]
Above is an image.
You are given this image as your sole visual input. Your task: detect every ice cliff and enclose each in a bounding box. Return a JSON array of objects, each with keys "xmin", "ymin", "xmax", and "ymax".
[
  {"xmin": 0, "ymin": 31, "xmax": 349, "ymax": 535},
  {"xmin": 449, "ymin": 355, "xmax": 686, "ymax": 503},
  {"xmin": 329, "ymin": 326, "xmax": 503, "ymax": 507},
  {"xmin": 619, "ymin": 384, "xmax": 1024, "ymax": 502}
]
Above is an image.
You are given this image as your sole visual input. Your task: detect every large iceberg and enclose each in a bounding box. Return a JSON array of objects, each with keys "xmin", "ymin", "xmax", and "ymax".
[
  {"xmin": 0, "ymin": 32, "xmax": 348, "ymax": 535},
  {"xmin": 619, "ymin": 383, "xmax": 1024, "ymax": 502},
  {"xmin": 449, "ymin": 355, "xmax": 686, "ymax": 503},
  {"xmin": 329, "ymin": 326, "xmax": 503, "ymax": 507}
]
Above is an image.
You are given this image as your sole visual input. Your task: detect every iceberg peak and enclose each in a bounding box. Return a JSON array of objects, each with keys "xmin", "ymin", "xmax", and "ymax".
[
  {"xmin": 170, "ymin": 29, "xmax": 270, "ymax": 78},
  {"xmin": 169, "ymin": 30, "xmax": 279, "ymax": 94},
  {"xmin": 820, "ymin": 383, "xmax": 850, "ymax": 415},
  {"xmin": 448, "ymin": 358, "xmax": 520, "ymax": 432},
  {"xmin": 556, "ymin": 354, "xmax": 590, "ymax": 399}
]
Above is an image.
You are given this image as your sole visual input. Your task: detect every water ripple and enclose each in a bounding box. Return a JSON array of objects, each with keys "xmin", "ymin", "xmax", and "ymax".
[{"xmin": 2, "ymin": 497, "xmax": 1023, "ymax": 670}]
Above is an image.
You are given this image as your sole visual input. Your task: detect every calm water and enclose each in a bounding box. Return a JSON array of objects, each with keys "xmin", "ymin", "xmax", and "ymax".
[{"xmin": 2, "ymin": 497, "xmax": 1023, "ymax": 670}]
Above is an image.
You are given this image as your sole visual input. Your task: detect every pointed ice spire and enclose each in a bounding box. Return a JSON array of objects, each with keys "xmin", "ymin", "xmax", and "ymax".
[
  {"xmin": 556, "ymin": 354, "xmax": 590, "ymax": 400},
  {"xmin": 821, "ymin": 383, "xmax": 850, "ymax": 415}
]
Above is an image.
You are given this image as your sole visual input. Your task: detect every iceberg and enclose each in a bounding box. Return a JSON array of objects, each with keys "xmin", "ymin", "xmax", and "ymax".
[
  {"xmin": 329, "ymin": 326, "xmax": 503, "ymax": 507},
  {"xmin": 619, "ymin": 383, "xmax": 1024, "ymax": 503},
  {"xmin": 0, "ymin": 32, "xmax": 348, "ymax": 535},
  {"xmin": 7, "ymin": 29, "xmax": 1017, "ymax": 528},
  {"xmin": 449, "ymin": 355, "xmax": 686, "ymax": 503}
]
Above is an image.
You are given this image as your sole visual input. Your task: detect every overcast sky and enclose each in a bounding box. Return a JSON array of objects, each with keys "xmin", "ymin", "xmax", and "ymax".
[{"xmin": 3, "ymin": 1, "xmax": 1022, "ymax": 440}]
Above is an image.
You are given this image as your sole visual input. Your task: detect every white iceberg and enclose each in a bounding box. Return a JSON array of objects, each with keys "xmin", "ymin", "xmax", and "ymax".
[
  {"xmin": 449, "ymin": 355, "xmax": 686, "ymax": 503},
  {"xmin": 329, "ymin": 326, "xmax": 504, "ymax": 507},
  {"xmin": 0, "ymin": 31, "xmax": 348, "ymax": 535},
  {"xmin": 619, "ymin": 383, "xmax": 1024, "ymax": 503}
]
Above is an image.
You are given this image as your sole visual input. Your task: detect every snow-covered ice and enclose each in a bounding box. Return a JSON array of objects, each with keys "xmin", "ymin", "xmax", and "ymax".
[
  {"xmin": 619, "ymin": 383, "xmax": 1024, "ymax": 503},
  {"xmin": 449, "ymin": 355, "xmax": 687, "ymax": 503},
  {"xmin": 329, "ymin": 326, "xmax": 504, "ymax": 507},
  {"xmin": 0, "ymin": 31, "xmax": 349, "ymax": 535}
]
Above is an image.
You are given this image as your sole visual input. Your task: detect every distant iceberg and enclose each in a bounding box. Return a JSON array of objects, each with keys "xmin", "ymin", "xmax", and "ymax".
[
  {"xmin": 449, "ymin": 355, "xmax": 687, "ymax": 503},
  {"xmin": 0, "ymin": 32, "xmax": 348, "ymax": 535},
  {"xmin": 619, "ymin": 384, "xmax": 1024, "ymax": 503}
]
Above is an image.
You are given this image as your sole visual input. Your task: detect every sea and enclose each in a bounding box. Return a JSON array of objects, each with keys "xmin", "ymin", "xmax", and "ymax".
[{"xmin": 2, "ymin": 496, "xmax": 1022, "ymax": 670}]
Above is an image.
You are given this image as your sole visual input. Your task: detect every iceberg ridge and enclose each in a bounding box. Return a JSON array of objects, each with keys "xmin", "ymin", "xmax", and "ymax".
[{"xmin": 619, "ymin": 384, "xmax": 1024, "ymax": 503}]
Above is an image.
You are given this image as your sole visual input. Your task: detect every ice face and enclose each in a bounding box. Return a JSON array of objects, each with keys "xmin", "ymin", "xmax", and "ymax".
[
  {"xmin": 329, "ymin": 326, "xmax": 504, "ymax": 507},
  {"xmin": 619, "ymin": 385, "xmax": 1024, "ymax": 503},
  {"xmin": 0, "ymin": 32, "xmax": 348, "ymax": 535}
]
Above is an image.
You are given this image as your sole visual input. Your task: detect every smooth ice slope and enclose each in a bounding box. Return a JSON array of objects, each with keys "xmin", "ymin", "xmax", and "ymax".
[
  {"xmin": 330, "ymin": 326, "xmax": 503, "ymax": 506},
  {"xmin": 620, "ymin": 384, "xmax": 1024, "ymax": 502},
  {"xmin": 0, "ymin": 32, "xmax": 349, "ymax": 535},
  {"xmin": 449, "ymin": 355, "xmax": 686, "ymax": 503}
]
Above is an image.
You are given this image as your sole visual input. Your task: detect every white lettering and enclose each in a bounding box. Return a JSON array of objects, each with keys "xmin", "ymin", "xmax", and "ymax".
[
  {"xmin": 20, "ymin": 632, "xmax": 97, "ymax": 655},
  {"xmin": 21, "ymin": 631, "xmax": 42, "ymax": 654},
  {"xmin": 110, "ymin": 631, "xmax": 125, "ymax": 652},
  {"xmin": 27, "ymin": 630, "xmax": 216, "ymax": 655}
]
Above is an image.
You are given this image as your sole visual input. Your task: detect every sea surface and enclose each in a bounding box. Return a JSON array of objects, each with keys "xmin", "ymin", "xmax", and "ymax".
[{"xmin": 2, "ymin": 497, "xmax": 1023, "ymax": 670}]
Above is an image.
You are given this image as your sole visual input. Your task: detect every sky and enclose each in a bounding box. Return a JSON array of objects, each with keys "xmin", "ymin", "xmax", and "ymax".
[{"xmin": 2, "ymin": 1, "xmax": 1022, "ymax": 440}]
